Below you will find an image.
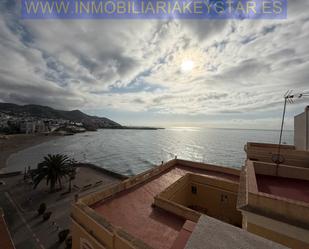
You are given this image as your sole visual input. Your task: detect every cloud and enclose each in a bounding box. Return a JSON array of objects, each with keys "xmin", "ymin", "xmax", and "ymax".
[
  {"xmin": 179, "ymin": 19, "xmax": 229, "ymax": 42},
  {"xmin": 0, "ymin": 0, "xmax": 308, "ymax": 128}
]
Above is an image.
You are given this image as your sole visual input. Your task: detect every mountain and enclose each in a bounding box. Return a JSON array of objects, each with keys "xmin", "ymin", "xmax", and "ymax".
[{"xmin": 0, "ymin": 103, "xmax": 122, "ymax": 130}]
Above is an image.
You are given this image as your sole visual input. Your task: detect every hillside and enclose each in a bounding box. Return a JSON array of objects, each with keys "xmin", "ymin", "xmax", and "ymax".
[{"xmin": 0, "ymin": 103, "xmax": 122, "ymax": 130}]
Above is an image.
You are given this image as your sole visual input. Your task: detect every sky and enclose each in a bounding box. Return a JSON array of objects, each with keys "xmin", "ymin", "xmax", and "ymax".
[{"xmin": 0, "ymin": 0, "xmax": 308, "ymax": 129}]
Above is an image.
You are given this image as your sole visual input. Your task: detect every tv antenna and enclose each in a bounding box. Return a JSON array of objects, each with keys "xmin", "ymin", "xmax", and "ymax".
[{"xmin": 273, "ymin": 90, "xmax": 309, "ymax": 175}]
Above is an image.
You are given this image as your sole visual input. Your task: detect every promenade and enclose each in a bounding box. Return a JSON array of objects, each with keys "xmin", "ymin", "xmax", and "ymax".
[{"xmin": 0, "ymin": 165, "xmax": 123, "ymax": 249}]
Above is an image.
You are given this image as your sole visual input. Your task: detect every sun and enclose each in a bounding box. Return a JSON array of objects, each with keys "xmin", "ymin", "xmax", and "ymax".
[{"xmin": 181, "ymin": 59, "xmax": 194, "ymax": 73}]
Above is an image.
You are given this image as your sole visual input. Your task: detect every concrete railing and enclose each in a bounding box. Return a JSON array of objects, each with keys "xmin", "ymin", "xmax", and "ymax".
[
  {"xmin": 80, "ymin": 159, "xmax": 178, "ymax": 206},
  {"xmin": 248, "ymin": 191, "xmax": 309, "ymax": 227},
  {"xmin": 154, "ymin": 196, "xmax": 201, "ymax": 222},
  {"xmin": 75, "ymin": 163, "xmax": 128, "ymax": 180},
  {"xmin": 176, "ymin": 159, "xmax": 241, "ymax": 176},
  {"xmin": 0, "ymin": 171, "xmax": 22, "ymax": 178},
  {"xmin": 253, "ymin": 161, "xmax": 309, "ymax": 181},
  {"xmin": 72, "ymin": 202, "xmax": 153, "ymax": 249},
  {"xmin": 245, "ymin": 142, "xmax": 309, "ymax": 168},
  {"xmin": 246, "ymin": 161, "xmax": 258, "ymax": 194}
]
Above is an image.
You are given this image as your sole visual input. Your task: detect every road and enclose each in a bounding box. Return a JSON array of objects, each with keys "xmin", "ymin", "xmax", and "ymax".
[{"xmin": 0, "ymin": 192, "xmax": 43, "ymax": 249}]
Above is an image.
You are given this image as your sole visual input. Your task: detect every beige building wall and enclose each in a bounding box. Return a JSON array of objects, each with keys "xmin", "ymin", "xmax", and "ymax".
[
  {"xmin": 72, "ymin": 220, "xmax": 106, "ymax": 249},
  {"xmin": 241, "ymin": 210, "xmax": 309, "ymax": 249},
  {"xmin": 294, "ymin": 107, "xmax": 309, "ymax": 151},
  {"xmin": 247, "ymin": 222, "xmax": 309, "ymax": 249},
  {"xmin": 188, "ymin": 183, "xmax": 241, "ymax": 227},
  {"xmin": 71, "ymin": 217, "xmax": 145, "ymax": 249},
  {"xmin": 155, "ymin": 174, "xmax": 242, "ymax": 227}
]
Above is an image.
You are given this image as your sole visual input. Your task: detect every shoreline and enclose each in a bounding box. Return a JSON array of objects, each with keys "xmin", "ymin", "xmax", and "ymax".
[{"xmin": 0, "ymin": 134, "xmax": 60, "ymax": 170}]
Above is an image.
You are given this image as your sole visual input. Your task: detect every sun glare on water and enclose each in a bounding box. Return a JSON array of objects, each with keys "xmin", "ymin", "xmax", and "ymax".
[{"xmin": 181, "ymin": 59, "xmax": 194, "ymax": 73}]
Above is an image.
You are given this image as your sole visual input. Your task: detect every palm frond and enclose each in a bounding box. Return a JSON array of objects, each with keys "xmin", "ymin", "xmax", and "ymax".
[{"xmin": 32, "ymin": 153, "xmax": 76, "ymax": 192}]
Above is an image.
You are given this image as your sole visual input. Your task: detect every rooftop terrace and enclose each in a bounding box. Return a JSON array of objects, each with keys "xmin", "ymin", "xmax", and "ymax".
[
  {"xmin": 238, "ymin": 159, "xmax": 309, "ymax": 226},
  {"xmin": 256, "ymin": 174, "xmax": 309, "ymax": 203},
  {"xmin": 91, "ymin": 163, "xmax": 239, "ymax": 249},
  {"xmin": 238, "ymin": 142, "xmax": 309, "ymax": 248},
  {"xmin": 70, "ymin": 159, "xmax": 240, "ymax": 249}
]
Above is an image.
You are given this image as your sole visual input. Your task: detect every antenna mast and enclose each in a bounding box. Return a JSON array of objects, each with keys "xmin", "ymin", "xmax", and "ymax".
[{"xmin": 273, "ymin": 90, "xmax": 309, "ymax": 175}]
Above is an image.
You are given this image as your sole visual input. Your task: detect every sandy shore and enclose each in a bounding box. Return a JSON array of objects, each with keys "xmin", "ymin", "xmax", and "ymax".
[{"xmin": 0, "ymin": 134, "xmax": 60, "ymax": 170}]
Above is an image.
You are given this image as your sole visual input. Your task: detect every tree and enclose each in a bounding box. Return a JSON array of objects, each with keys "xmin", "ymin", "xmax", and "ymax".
[
  {"xmin": 43, "ymin": 211, "xmax": 52, "ymax": 221},
  {"xmin": 65, "ymin": 236, "xmax": 72, "ymax": 249},
  {"xmin": 37, "ymin": 203, "xmax": 46, "ymax": 215},
  {"xmin": 33, "ymin": 154, "xmax": 75, "ymax": 193},
  {"xmin": 58, "ymin": 229, "xmax": 70, "ymax": 243}
]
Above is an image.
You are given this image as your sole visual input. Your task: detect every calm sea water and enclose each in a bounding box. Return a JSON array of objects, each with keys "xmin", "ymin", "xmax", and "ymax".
[{"xmin": 6, "ymin": 128, "xmax": 293, "ymax": 176}]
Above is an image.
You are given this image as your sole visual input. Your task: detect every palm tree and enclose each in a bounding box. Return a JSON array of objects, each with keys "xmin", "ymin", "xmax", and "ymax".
[{"xmin": 33, "ymin": 154, "xmax": 75, "ymax": 193}]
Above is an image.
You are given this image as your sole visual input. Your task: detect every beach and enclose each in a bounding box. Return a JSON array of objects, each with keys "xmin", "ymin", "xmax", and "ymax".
[{"xmin": 0, "ymin": 134, "xmax": 59, "ymax": 170}]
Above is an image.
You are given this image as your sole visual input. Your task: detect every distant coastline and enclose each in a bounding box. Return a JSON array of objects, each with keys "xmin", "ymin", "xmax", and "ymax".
[
  {"xmin": 0, "ymin": 102, "xmax": 166, "ymax": 135},
  {"xmin": 205, "ymin": 127, "xmax": 294, "ymax": 132},
  {"xmin": 115, "ymin": 126, "xmax": 164, "ymax": 130}
]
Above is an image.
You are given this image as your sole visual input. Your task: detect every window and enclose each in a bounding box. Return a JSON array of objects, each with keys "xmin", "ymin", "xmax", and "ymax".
[{"xmin": 191, "ymin": 185, "xmax": 197, "ymax": 194}]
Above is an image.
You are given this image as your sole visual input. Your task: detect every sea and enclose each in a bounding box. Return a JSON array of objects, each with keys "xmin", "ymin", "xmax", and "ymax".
[{"xmin": 6, "ymin": 128, "xmax": 293, "ymax": 176}]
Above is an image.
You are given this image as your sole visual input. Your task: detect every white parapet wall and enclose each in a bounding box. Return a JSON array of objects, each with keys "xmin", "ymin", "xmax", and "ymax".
[{"xmin": 294, "ymin": 106, "xmax": 309, "ymax": 151}]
